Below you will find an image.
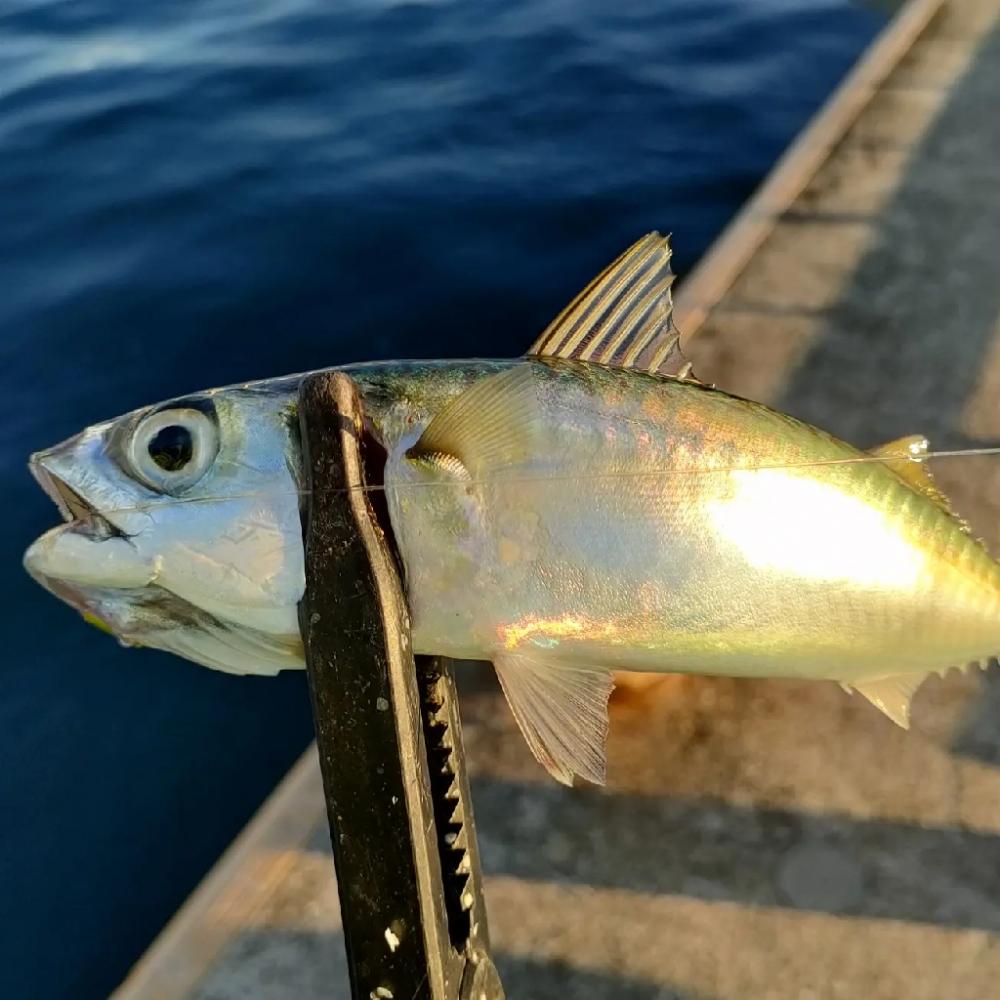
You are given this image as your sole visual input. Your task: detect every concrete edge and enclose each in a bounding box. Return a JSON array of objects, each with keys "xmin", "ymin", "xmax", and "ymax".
[{"xmin": 673, "ymin": 0, "xmax": 946, "ymax": 339}]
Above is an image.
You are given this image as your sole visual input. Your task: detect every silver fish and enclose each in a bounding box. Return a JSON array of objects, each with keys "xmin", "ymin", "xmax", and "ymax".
[{"xmin": 25, "ymin": 234, "xmax": 1000, "ymax": 784}]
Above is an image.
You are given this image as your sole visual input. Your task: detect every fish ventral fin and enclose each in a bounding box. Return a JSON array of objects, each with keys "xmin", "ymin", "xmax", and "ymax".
[
  {"xmin": 493, "ymin": 652, "xmax": 615, "ymax": 786},
  {"xmin": 848, "ymin": 672, "xmax": 928, "ymax": 729},
  {"xmin": 407, "ymin": 365, "xmax": 543, "ymax": 478},
  {"xmin": 870, "ymin": 435, "xmax": 962, "ymax": 523},
  {"xmin": 526, "ymin": 232, "xmax": 699, "ymax": 382}
]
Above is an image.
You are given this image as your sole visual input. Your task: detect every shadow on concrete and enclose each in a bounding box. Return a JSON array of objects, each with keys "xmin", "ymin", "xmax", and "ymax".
[
  {"xmin": 952, "ymin": 668, "xmax": 1000, "ymax": 765},
  {"xmin": 473, "ymin": 776, "xmax": 1000, "ymax": 932},
  {"xmin": 495, "ymin": 954, "xmax": 700, "ymax": 999},
  {"xmin": 192, "ymin": 929, "xmax": 698, "ymax": 1000},
  {"xmin": 779, "ymin": 17, "xmax": 1000, "ymax": 448}
]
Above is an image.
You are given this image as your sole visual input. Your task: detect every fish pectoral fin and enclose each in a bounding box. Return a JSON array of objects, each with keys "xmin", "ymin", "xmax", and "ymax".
[
  {"xmin": 848, "ymin": 672, "xmax": 928, "ymax": 729},
  {"xmin": 407, "ymin": 364, "xmax": 543, "ymax": 478},
  {"xmin": 493, "ymin": 652, "xmax": 615, "ymax": 786},
  {"xmin": 526, "ymin": 232, "xmax": 699, "ymax": 382}
]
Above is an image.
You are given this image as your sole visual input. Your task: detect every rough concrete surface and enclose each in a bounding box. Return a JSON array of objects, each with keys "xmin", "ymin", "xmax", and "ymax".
[{"xmin": 117, "ymin": 1, "xmax": 1000, "ymax": 998}]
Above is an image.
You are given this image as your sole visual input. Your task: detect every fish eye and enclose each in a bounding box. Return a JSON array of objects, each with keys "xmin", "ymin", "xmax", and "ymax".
[
  {"xmin": 127, "ymin": 407, "xmax": 219, "ymax": 494},
  {"xmin": 148, "ymin": 423, "xmax": 193, "ymax": 471}
]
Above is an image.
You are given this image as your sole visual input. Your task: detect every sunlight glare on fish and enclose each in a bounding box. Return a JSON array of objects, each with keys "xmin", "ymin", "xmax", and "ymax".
[{"xmin": 706, "ymin": 469, "xmax": 926, "ymax": 587}]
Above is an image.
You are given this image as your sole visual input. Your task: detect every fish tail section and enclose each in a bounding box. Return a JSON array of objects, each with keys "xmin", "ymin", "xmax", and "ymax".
[
  {"xmin": 870, "ymin": 435, "xmax": 973, "ymax": 533},
  {"xmin": 845, "ymin": 658, "xmax": 994, "ymax": 728}
]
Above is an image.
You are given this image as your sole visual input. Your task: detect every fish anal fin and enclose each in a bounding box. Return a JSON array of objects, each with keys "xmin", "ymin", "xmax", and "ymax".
[
  {"xmin": 493, "ymin": 652, "xmax": 615, "ymax": 786},
  {"xmin": 527, "ymin": 232, "xmax": 699, "ymax": 382},
  {"xmin": 849, "ymin": 672, "xmax": 928, "ymax": 729},
  {"xmin": 407, "ymin": 365, "xmax": 541, "ymax": 478}
]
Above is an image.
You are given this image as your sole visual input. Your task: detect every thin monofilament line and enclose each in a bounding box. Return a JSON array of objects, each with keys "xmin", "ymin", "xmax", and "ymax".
[{"xmin": 87, "ymin": 444, "xmax": 1000, "ymax": 516}]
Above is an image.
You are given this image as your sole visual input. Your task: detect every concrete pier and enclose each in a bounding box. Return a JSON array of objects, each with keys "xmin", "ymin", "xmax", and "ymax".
[{"xmin": 115, "ymin": 2, "xmax": 1000, "ymax": 996}]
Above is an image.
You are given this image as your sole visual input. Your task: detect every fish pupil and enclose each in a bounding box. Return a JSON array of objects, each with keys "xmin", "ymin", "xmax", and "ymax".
[{"xmin": 148, "ymin": 425, "xmax": 194, "ymax": 472}]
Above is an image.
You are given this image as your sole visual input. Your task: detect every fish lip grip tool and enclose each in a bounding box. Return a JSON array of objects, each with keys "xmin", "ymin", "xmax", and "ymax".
[{"xmin": 298, "ymin": 371, "xmax": 503, "ymax": 1000}]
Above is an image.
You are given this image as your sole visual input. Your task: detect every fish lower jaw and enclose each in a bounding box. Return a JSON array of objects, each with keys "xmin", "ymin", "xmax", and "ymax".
[{"xmin": 23, "ymin": 523, "xmax": 155, "ymax": 591}]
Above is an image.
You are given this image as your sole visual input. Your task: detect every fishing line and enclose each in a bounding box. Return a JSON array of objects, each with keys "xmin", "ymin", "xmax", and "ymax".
[{"xmin": 86, "ymin": 444, "xmax": 1000, "ymax": 517}]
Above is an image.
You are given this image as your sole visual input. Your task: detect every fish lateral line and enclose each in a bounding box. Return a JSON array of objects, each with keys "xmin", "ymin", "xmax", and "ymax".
[{"xmin": 78, "ymin": 444, "xmax": 1000, "ymax": 516}]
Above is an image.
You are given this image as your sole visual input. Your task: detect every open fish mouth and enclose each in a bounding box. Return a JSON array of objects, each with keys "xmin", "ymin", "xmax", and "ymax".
[
  {"xmin": 29, "ymin": 461, "xmax": 124, "ymax": 541},
  {"xmin": 24, "ymin": 454, "xmax": 155, "ymax": 613}
]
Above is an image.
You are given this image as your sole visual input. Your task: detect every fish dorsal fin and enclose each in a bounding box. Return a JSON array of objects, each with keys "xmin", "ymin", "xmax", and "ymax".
[
  {"xmin": 493, "ymin": 651, "xmax": 615, "ymax": 786},
  {"xmin": 870, "ymin": 435, "xmax": 961, "ymax": 521},
  {"xmin": 526, "ymin": 232, "xmax": 697, "ymax": 381},
  {"xmin": 847, "ymin": 672, "xmax": 928, "ymax": 729},
  {"xmin": 407, "ymin": 365, "xmax": 542, "ymax": 477}
]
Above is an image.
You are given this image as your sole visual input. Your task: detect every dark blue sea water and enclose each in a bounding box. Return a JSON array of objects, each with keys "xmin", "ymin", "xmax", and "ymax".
[{"xmin": 1, "ymin": 1, "xmax": 882, "ymax": 995}]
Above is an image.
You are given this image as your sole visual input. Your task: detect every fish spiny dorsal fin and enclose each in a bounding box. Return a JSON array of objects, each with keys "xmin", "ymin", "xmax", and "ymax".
[
  {"xmin": 847, "ymin": 672, "xmax": 928, "ymax": 729},
  {"xmin": 407, "ymin": 364, "xmax": 542, "ymax": 478},
  {"xmin": 870, "ymin": 435, "xmax": 966, "ymax": 525},
  {"xmin": 526, "ymin": 232, "xmax": 698, "ymax": 382}
]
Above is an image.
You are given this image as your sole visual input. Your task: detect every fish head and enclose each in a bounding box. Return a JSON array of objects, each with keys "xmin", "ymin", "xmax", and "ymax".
[{"xmin": 23, "ymin": 384, "xmax": 307, "ymax": 675}]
